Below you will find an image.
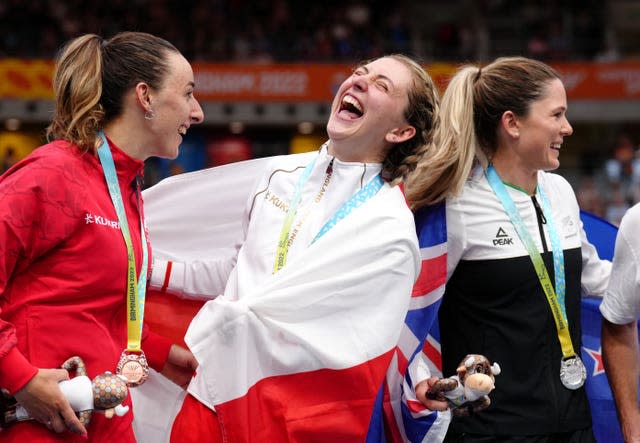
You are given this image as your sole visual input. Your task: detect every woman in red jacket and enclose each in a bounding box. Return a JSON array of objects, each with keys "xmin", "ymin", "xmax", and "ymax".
[{"xmin": 0, "ymin": 31, "xmax": 202, "ymax": 442}]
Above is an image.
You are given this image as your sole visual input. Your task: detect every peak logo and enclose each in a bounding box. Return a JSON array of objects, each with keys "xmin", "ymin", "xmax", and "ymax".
[{"xmin": 493, "ymin": 227, "xmax": 513, "ymax": 246}]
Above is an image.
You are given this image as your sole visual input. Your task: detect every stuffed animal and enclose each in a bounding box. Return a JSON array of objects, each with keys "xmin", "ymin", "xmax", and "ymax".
[
  {"xmin": 427, "ymin": 354, "xmax": 501, "ymax": 416},
  {"xmin": 1, "ymin": 356, "xmax": 129, "ymax": 428}
]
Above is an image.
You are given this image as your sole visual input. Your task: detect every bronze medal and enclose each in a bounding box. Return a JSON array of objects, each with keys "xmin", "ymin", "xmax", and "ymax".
[{"xmin": 116, "ymin": 350, "xmax": 149, "ymax": 386}]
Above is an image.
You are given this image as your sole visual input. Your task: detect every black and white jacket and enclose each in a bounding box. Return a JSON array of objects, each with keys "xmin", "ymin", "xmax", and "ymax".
[{"xmin": 440, "ymin": 165, "xmax": 611, "ymax": 437}]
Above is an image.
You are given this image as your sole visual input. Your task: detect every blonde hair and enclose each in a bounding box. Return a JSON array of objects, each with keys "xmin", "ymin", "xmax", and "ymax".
[
  {"xmin": 404, "ymin": 68, "xmax": 473, "ymax": 209},
  {"xmin": 406, "ymin": 56, "xmax": 561, "ymax": 210},
  {"xmin": 46, "ymin": 32, "xmax": 178, "ymax": 153}
]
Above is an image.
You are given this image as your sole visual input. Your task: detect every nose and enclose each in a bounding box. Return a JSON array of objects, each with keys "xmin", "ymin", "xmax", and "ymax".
[
  {"xmin": 191, "ymin": 98, "xmax": 204, "ymax": 124},
  {"xmin": 351, "ymin": 74, "xmax": 369, "ymax": 92},
  {"xmin": 561, "ymin": 117, "xmax": 573, "ymax": 136}
]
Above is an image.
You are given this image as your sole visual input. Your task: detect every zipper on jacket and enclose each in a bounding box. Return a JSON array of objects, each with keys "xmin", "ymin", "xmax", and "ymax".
[
  {"xmin": 532, "ymin": 194, "xmax": 562, "ymax": 429},
  {"xmin": 531, "ymin": 195, "xmax": 548, "ymax": 252}
]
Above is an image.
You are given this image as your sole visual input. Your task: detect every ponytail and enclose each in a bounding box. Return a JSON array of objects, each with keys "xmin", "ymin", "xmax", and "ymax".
[{"xmin": 47, "ymin": 34, "xmax": 105, "ymax": 152}]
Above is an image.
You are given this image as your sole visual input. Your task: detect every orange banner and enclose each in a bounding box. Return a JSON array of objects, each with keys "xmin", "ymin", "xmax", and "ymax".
[
  {"xmin": 555, "ymin": 62, "xmax": 640, "ymax": 99},
  {"xmin": 0, "ymin": 59, "xmax": 55, "ymax": 99},
  {"xmin": 1, "ymin": 59, "xmax": 639, "ymax": 101}
]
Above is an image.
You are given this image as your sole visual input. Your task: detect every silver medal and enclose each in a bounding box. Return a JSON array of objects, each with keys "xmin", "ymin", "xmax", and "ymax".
[{"xmin": 560, "ymin": 356, "xmax": 587, "ymax": 390}]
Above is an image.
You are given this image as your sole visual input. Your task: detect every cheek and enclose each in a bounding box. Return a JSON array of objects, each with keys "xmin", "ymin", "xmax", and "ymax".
[
  {"xmin": 374, "ymin": 103, "xmax": 404, "ymax": 127},
  {"xmin": 330, "ymin": 92, "xmax": 343, "ymax": 113}
]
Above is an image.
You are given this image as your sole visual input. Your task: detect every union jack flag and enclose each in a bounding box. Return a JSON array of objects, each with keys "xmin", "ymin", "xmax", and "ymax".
[{"xmin": 367, "ymin": 201, "xmax": 450, "ymax": 443}]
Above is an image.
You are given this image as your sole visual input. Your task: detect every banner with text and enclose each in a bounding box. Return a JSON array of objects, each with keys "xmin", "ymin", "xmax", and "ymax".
[{"xmin": 1, "ymin": 60, "xmax": 639, "ymax": 102}]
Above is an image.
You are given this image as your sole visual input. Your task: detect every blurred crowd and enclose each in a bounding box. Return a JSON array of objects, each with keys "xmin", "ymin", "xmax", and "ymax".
[
  {"xmin": 578, "ymin": 133, "xmax": 640, "ymax": 226},
  {"xmin": 0, "ymin": 0, "xmax": 618, "ymax": 62},
  {"xmin": 0, "ymin": 0, "xmax": 635, "ymax": 223}
]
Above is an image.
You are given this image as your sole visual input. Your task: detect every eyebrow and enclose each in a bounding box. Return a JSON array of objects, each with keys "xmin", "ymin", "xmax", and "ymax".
[{"xmin": 358, "ymin": 65, "xmax": 395, "ymax": 88}]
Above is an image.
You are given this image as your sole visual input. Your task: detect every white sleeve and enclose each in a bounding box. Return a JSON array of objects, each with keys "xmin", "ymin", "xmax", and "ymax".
[
  {"xmin": 143, "ymin": 157, "xmax": 273, "ymax": 299},
  {"xmin": 600, "ymin": 205, "xmax": 640, "ymax": 324},
  {"xmin": 553, "ymin": 174, "xmax": 612, "ymax": 297},
  {"xmin": 579, "ymin": 221, "xmax": 612, "ymax": 297}
]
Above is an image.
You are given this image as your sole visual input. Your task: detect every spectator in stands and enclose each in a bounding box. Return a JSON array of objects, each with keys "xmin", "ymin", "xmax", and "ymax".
[
  {"xmin": 0, "ymin": 0, "xmax": 614, "ymax": 62},
  {"xmin": 576, "ymin": 175, "xmax": 606, "ymax": 218}
]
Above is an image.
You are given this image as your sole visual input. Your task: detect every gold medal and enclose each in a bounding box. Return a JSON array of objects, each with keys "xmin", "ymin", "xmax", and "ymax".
[{"xmin": 116, "ymin": 350, "xmax": 149, "ymax": 386}]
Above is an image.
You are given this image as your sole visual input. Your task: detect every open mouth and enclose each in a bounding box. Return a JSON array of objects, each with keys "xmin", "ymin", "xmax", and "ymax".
[
  {"xmin": 178, "ymin": 126, "xmax": 187, "ymax": 135},
  {"xmin": 551, "ymin": 143, "xmax": 561, "ymax": 151},
  {"xmin": 338, "ymin": 94, "xmax": 363, "ymax": 118}
]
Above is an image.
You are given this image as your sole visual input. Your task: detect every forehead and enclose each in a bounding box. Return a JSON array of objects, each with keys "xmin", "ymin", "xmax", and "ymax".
[
  {"xmin": 534, "ymin": 78, "xmax": 567, "ymax": 107},
  {"xmin": 361, "ymin": 57, "xmax": 413, "ymax": 87},
  {"xmin": 161, "ymin": 51, "xmax": 194, "ymax": 89}
]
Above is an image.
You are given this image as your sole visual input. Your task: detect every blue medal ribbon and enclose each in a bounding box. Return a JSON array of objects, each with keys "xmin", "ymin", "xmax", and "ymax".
[
  {"xmin": 486, "ymin": 164, "xmax": 575, "ymax": 359},
  {"xmin": 97, "ymin": 131, "xmax": 148, "ymax": 352}
]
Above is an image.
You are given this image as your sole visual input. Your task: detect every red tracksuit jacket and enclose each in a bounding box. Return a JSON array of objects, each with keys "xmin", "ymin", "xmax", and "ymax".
[{"xmin": 0, "ymin": 139, "xmax": 171, "ymax": 442}]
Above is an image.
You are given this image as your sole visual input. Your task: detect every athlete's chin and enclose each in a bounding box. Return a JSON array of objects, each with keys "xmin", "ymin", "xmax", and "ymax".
[
  {"xmin": 543, "ymin": 160, "xmax": 560, "ymax": 172},
  {"xmin": 157, "ymin": 145, "xmax": 180, "ymax": 160}
]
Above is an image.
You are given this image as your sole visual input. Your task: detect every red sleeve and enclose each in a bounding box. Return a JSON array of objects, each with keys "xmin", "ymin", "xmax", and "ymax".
[
  {"xmin": 141, "ymin": 323, "xmax": 173, "ymax": 371},
  {"xmin": 0, "ymin": 152, "xmax": 73, "ymax": 393},
  {"xmin": 0, "ymin": 344, "xmax": 38, "ymax": 394}
]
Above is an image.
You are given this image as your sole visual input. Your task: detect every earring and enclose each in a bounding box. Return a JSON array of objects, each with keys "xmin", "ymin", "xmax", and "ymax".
[{"xmin": 144, "ymin": 109, "xmax": 156, "ymax": 120}]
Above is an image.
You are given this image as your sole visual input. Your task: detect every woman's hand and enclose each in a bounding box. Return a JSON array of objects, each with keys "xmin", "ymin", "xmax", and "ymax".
[
  {"xmin": 14, "ymin": 368, "xmax": 87, "ymax": 436},
  {"xmin": 160, "ymin": 344, "xmax": 198, "ymax": 389},
  {"xmin": 415, "ymin": 376, "xmax": 450, "ymax": 412}
]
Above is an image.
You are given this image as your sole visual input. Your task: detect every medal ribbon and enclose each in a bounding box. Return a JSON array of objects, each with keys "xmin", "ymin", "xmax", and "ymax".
[
  {"xmin": 486, "ymin": 164, "xmax": 575, "ymax": 359},
  {"xmin": 97, "ymin": 131, "xmax": 148, "ymax": 353},
  {"xmin": 273, "ymin": 155, "xmax": 319, "ymax": 273},
  {"xmin": 312, "ymin": 174, "xmax": 383, "ymax": 243},
  {"xmin": 273, "ymin": 150, "xmax": 384, "ymax": 272}
]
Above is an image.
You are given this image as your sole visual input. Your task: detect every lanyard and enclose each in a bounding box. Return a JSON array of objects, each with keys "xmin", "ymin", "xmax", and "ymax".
[
  {"xmin": 486, "ymin": 164, "xmax": 575, "ymax": 359},
  {"xmin": 312, "ymin": 174, "xmax": 383, "ymax": 243},
  {"xmin": 97, "ymin": 131, "xmax": 148, "ymax": 353},
  {"xmin": 273, "ymin": 152, "xmax": 384, "ymax": 273},
  {"xmin": 273, "ymin": 155, "xmax": 319, "ymax": 273}
]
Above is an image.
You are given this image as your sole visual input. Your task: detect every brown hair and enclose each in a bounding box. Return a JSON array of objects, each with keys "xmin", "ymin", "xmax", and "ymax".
[
  {"xmin": 46, "ymin": 32, "xmax": 179, "ymax": 152},
  {"xmin": 471, "ymin": 56, "xmax": 560, "ymax": 163},
  {"xmin": 406, "ymin": 56, "xmax": 561, "ymax": 210},
  {"xmin": 379, "ymin": 54, "xmax": 440, "ymax": 188}
]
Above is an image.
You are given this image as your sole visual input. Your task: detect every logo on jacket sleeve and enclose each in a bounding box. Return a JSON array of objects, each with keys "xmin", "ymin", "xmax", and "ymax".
[
  {"xmin": 493, "ymin": 227, "xmax": 513, "ymax": 246},
  {"xmin": 562, "ymin": 215, "xmax": 578, "ymax": 238}
]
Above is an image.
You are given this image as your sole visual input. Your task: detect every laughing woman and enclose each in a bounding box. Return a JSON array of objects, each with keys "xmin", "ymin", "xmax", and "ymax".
[{"xmin": 142, "ymin": 54, "xmax": 468, "ymax": 442}]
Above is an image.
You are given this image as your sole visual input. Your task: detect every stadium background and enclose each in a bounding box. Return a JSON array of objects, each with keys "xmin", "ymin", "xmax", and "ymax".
[{"xmin": 1, "ymin": 0, "xmax": 639, "ymax": 225}]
